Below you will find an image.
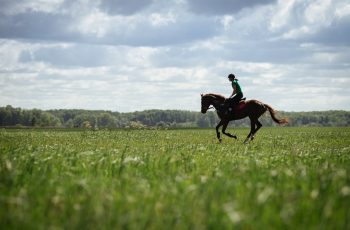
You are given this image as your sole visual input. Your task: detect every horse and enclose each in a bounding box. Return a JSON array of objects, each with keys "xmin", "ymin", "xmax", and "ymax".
[{"xmin": 200, "ymin": 93, "xmax": 288, "ymax": 143}]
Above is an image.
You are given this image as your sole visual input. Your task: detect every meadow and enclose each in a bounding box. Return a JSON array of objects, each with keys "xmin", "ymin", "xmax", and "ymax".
[{"xmin": 0, "ymin": 127, "xmax": 350, "ymax": 229}]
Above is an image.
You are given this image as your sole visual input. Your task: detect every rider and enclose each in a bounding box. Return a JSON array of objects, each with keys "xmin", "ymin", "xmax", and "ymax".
[{"xmin": 222, "ymin": 73, "xmax": 243, "ymax": 113}]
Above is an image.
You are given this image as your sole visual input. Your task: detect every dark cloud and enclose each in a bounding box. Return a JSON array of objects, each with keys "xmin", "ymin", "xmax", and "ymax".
[
  {"xmin": 0, "ymin": 6, "xmax": 219, "ymax": 47},
  {"xmin": 186, "ymin": 0, "xmax": 276, "ymax": 15},
  {"xmin": 222, "ymin": 40, "xmax": 306, "ymax": 64},
  {"xmin": 0, "ymin": 0, "xmax": 14, "ymax": 12},
  {"xmin": 0, "ymin": 11, "xmax": 77, "ymax": 42},
  {"xmin": 99, "ymin": 0, "xmax": 154, "ymax": 15},
  {"xmin": 112, "ymin": 16, "xmax": 219, "ymax": 46},
  {"xmin": 19, "ymin": 44, "xmax": 112, "ymax": 67},
  {"xmin": 308, "ymin": 16, "xmax": 350, "ymax": 46}
]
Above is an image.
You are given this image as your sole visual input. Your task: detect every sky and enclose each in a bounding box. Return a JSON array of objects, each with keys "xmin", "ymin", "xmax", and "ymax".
[{"xmin": 0, "ymin": 0, "xmax": 349, "ymax": 112}]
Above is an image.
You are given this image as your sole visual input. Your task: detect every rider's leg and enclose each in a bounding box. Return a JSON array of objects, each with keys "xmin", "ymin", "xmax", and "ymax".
[
  {"xmin": 231, "ymin": 92, "xmax": 243, "ymax": 105},
  {"xmin": 226, "ymin": 93, "xmax": 243, "ymax": 114}
]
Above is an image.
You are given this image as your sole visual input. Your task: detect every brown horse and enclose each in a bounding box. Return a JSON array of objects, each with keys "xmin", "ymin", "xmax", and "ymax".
[{"xmin": 201, "ymin": 93, "xmax": 288, "ymax": 143}]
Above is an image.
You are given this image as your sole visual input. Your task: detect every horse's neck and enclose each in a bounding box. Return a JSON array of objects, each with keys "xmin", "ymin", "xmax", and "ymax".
[
  {"xmin": 211, "ymin": 97, "xmax": 224, "ymax": 108},
  {"xmin": 214, "ymin": 95, "xmax": 225, "ymax": 102},
  {"xmin": 209, "ymin": 94, "xmax": 225, "ymax": 101}
]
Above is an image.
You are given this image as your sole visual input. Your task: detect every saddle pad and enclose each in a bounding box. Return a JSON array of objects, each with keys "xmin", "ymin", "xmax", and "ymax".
[{"xmin": 232, "ymin": 101, "xmax": 246, "ymax": 112}]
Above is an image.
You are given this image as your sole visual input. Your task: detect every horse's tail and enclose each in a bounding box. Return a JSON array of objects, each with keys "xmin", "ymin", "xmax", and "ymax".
[{"xmin": 264, "ymin": 104, "xmax": 288, "ymax": 125}]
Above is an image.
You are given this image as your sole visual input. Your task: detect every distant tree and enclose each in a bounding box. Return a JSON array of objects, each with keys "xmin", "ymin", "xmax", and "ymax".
[
  {"xmin": 98, "ymin": 113, "xmax": 115, "ymax": 128},
  {"xmin": 127, "ymin": 121, "xmax": 147, "ymax": 129},
  {"xmin": 156, "ymin": 121, "xmax": 169, "ymax": 129},
  {"xmin": 65, "ymin": 119, "xmax": 74, "ymax": 128},
  {"xmin": 197, "ymin": 116, "xmax": 210, "ymax": 128},
  {"xmin": 1, "ymin": 105, "xmax": 350, "ymax": 128},
  {"xmin": 31, "ymin": 117, "xmax": 37, "ymax": 126},
  {"xmin": 73, "ymin": 114, "xmax": 96, "ymax": 128},
  {"xmin": 82, "ymin": 121, "xmax": 92, "ymax": 129},
  {"xmin": 0, "ymin": 106, "xmax": 11, "ymax": 126}
]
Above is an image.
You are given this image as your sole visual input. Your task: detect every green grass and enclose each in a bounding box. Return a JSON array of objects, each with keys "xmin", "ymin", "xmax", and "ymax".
[{"xmin": 1, "ymin": 127, "xmax": 350, "ymax": 229}]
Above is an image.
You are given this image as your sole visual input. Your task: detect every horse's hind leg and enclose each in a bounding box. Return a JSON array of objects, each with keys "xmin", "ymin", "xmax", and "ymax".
[
  {"xmin": 222, "ymin": 121, "xmax": 237, "ymax": 140},
  {"xmin": 250, "ymin": 120, "xmax": 262, "ymax": 141},
  {"xmin": 244, "ymin": 119, "xmax": 255, "ymax": 143}
]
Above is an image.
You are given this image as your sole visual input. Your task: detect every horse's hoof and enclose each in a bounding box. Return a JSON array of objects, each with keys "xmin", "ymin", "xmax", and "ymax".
[
  {"xmin": 219, "ymin": 139, "xmax": 222, "ymax": 143},
  {"xmin": 233, "ymin": 135, "xmax": 237, "ymax": 140}
]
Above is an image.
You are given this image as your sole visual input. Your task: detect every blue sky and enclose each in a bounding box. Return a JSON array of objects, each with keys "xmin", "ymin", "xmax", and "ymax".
[{"xmin": 0, "ymin": 0, "xmax": 349, "ymax": 112}]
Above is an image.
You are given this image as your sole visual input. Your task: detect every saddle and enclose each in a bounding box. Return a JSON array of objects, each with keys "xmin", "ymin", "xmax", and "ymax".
[{"xmin": 226, "ymin": 98, "xmax": 246, "ymax": 114}]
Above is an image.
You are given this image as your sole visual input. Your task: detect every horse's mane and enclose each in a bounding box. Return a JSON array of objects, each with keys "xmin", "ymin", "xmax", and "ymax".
[{"xmin": 205, "ymin": 93, "xmax": 226, "ymax": 100}]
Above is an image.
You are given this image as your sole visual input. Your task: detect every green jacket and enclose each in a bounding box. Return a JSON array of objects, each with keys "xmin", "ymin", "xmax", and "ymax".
[{"xmin": 232, "ymin": 79, "xmax": 242, "ymax": 94}]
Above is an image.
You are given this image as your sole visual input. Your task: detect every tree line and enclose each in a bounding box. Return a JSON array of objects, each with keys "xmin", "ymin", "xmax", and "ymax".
[{"xmin": 0, "ymin": 105, "xmax": 349, "ymax": 128}]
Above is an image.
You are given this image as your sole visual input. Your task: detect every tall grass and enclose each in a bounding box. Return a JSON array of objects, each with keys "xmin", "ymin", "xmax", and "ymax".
[{"xmin": 1, "ymin": 127, "xmax": 349, "ymax": 229}]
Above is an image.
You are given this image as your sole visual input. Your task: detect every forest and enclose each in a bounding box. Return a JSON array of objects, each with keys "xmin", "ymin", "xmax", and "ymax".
[{"xmin": 0, "ymin": 105, "xmax": 349, "ymax": 128}]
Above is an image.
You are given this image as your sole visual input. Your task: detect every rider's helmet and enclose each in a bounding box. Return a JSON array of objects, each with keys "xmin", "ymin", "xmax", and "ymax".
[{"xmin": 228, "ymin": 73, "xmax": 235, "ymax": 79}]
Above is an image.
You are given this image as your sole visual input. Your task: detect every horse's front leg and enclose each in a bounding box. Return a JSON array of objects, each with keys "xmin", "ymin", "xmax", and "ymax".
[
  {"xmin": 215, "ymin": 120, "xmax": 224, "ymax": 143},
  {"xmin": 222, "ymin": 120, "xmax": 237, "ymax": 140}
]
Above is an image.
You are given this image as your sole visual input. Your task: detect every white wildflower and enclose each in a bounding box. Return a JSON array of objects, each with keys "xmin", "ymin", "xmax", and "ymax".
[
  {"xmin": 257, "ymin": 187, "xmax": 274, "ymax": 204},
  {"xmin": 341, "ymin": 186, "xmax": 350, "ymax": 196},
  {"xmin": 223, "ymin": 203, "xmax": 243, "ymax": 224},
  {"xmin": 310, "ymin": 189, "xmax": 319, "ymax": 199}
]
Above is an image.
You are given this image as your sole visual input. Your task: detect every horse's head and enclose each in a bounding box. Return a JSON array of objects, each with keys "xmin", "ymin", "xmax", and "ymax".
[
  {"xmin": 201, "ymin": 93, "xmax": 226, "ymax": 113},
  {"xmin": 201, "ymin": 94, "xmax": 211, "ymax": 114}
]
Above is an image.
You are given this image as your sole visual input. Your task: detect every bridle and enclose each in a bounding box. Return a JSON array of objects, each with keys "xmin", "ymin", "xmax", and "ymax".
[
  {"xmin": 202, "ymin": 94, "xmax": 218, "ymax": 111},
  {"xmin": 201, "ymin": 95, "xmax": 218, "ymax": 112}
]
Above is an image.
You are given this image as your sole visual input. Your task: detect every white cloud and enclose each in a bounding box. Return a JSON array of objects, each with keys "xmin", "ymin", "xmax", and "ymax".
[
  {"xmin": 270, "ymin": 0, "xmax": 350, "ymax": 44},
  {"xmin": 335, "ymin": 2, "xmax": 350, "ymax": 18},
  {"xmin": 150, "ymin": 12, "xmax": 177, "ymax": 26},
  {"xmin": 75, "ymin": 10, "xmax": 112, "ymax": 38},
  {"xmin": 304, "ymin": 0, "xmax": 333, "ymax": 25},
  {"xmin": 269, "ymin": 0, "xmax": 297, "ymax": 32},
  {"xmin": 282, "ymin": 26, "xmax": 312, "ymax": 39}
]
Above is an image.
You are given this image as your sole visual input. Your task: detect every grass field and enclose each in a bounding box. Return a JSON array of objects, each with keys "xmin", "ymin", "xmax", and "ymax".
[{"xmin": 1, "ymin": 127, "xmax": 350, "ymax": 229}]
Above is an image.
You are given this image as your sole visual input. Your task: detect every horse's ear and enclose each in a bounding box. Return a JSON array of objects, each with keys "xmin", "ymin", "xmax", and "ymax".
[{"xmin": 200, "ymin": 93, "xmax": 203, "ymax": 97}]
